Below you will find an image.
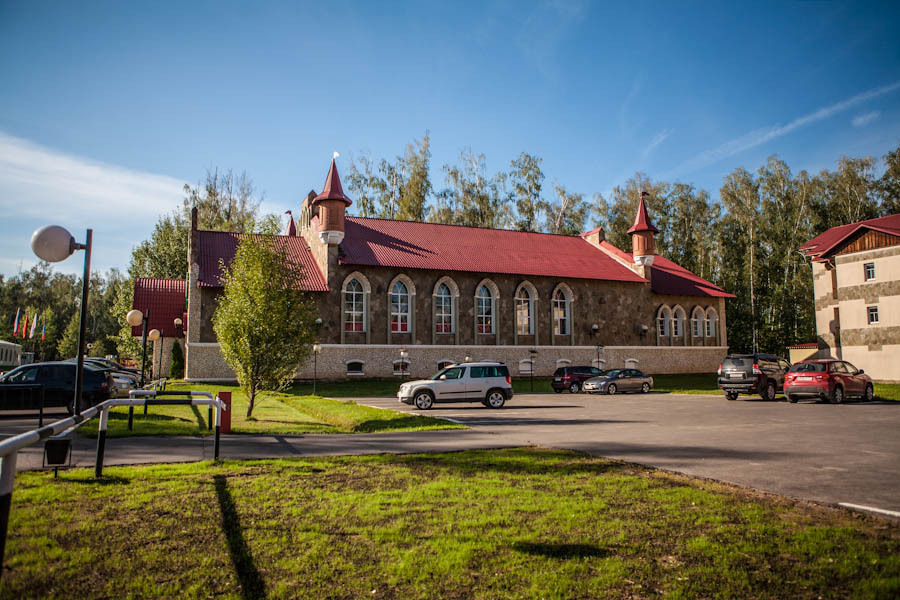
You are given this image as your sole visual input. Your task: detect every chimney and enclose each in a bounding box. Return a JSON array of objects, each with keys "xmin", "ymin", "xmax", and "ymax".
[
  {"xmin": 627, "ymin": 192, "xmax": 658, "ymax": 277},
  {"xmin": 311, "ymin": 158, "xmax": 352, "ymax": 245}
]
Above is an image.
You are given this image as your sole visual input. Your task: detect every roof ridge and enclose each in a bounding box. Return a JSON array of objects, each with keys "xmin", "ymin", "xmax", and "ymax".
[{"xmin": 345, "ymin": 215, "xmax": 599, "ymax": 240}]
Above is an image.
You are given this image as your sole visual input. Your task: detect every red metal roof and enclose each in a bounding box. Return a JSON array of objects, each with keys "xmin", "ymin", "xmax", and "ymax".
[
  {"xmin": 132, "ymin": 278, "xmax": 186, "ymax": 337},
  {"xmin": 312, "ymin": 159, "xmax": 352, "ymax": 206},
  {"xmin": 598, "ymin": 241, "xmax": 734, "ymax": 298},
  {"xmin": 627, "ymin": 193, "xmax": 659, "ymax": 234},
  {"xmin": 340, "ymin": 217, "xmax": 647, "ymax": 283},
  {"xmin": 196, "ymin": 230, "xmax": 329, "ymax": 291},
  {"xmin": 800, "ymin": 213, "xmax": 900, "ymax": 260}
]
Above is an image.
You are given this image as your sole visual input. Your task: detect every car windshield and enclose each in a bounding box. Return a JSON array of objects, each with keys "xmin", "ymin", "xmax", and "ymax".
[
  {"xmin": 603, "ymin": 369, "xmax": 624, "ymax": 378},
  {"xmin": 789, "ymin": 362, "xmax": 827, "ymax": 372},
  {"xmin": 431, "ymin": 366, "xmax": 464, "ymax": 380}
]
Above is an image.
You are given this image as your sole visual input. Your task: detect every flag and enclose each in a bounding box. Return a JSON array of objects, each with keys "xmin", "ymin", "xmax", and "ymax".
[
  {"xmin": 41, "ymin": 323, "xmax": 46, "ymax": 341},
  {"xmin": 21, "ymin": 315, "xmax": 28, "ymax": 340},
  {"xmin": 30, "ymin": 313, "xmax": 37, "ymax": 339},
  {"xmin": 12, "ymin": 308, "xmax": 19, "ymax": 338}
]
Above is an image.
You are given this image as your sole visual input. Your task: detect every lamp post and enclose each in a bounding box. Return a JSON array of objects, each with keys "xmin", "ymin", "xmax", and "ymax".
[
  {"xmin": 399, "ymin": 348, "xmax": 409, "ymax": 380},
  {"xmin": 312, "ymin": 342, "xmax": 321, "ymax": 396},
  {"xmin": 31, "ymin": 225, "xmax": 92, "ymax": 416},
  {"xmin": 148, "ymin": 329, "xmax": 161, "ymax": 382},
  {"xmin": 529, "ymin": 347, "xmax": 537, "ymax": 392},
  {"xmin": 596, "ymin": 345, "xmax": 604, "ymax": 371},
  {"xmin": 125, "ymin": 309, "xmax": 150, "ymax": 430}
]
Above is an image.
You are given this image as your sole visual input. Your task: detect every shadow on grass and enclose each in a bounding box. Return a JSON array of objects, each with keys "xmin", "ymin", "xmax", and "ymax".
[
  {"xmin": 65, "ymin": 475, "xmax": 131, "ymax": 485},
  {"xmin": 352, "ymin": 416, "xmax": 463, "ymax": 432},
  {"xmin": 214, "ymin": 475, "xmax": 267, "ymax": 600},
  {"xmin": 513, "ymin": 541, "xmax": 610, "ymax": 559},
  {"xmin": 395, "ymin": 449, "xmax": 628, "ymax": 477}
]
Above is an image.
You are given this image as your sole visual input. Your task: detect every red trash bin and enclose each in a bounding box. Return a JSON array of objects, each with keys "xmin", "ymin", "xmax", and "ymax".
[{"xmin": 219, "ymin": 391, "xmax": 232, "ymax": 433}]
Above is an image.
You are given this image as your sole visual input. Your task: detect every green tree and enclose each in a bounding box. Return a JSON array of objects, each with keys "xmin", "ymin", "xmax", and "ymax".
[
  {"xmin": 213, "ymin": 236, "xmax": 318, "ymax": 417},
  {"xmin": 57, "ymin": 313, "xmax": 80, "ymax": 359},
  {"xmin": 877, "ymin": 145, "xmax": 900, "ymax": 215},
  {"xmin": 430, "ymin": 149, "xmax": 511, "ymax": 229},
  {"xmin": 595, "ymin": 173, "xmax": 669, "ymax": 252},
  {"xmin": 543, "ymin": 184, "xmax": 591, "ymax": 235},
  {"xmin": 170, "ymin": 340, "xmax": 185, "ymax": 380},
  {"xmin": 509, "ymin": 153, "xmax": 545, "ymax": 232}
]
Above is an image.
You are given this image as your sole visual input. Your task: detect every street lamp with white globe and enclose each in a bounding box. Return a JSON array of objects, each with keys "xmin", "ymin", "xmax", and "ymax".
[{"xmin": 30, "ymin": 225, "xmax": 92, "ymax": 416}]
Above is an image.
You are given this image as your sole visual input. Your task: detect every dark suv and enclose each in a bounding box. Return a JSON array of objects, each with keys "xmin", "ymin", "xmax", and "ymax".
[
  {"xmin": 552, "ymin": 366, "xmax": 606, "ymax": 394},
  {"xmin": 717, "ymin": 353, "xmax": 791, "ymax": 401},
  {"xmin": 0, "ymin": 361, "xmax": 114, "ymax": 413}
]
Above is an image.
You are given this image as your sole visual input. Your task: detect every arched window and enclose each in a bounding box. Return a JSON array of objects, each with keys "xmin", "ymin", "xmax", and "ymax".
[
  {"xmin": 393, "ymin": 359, "xmax": 410, "ymax": 375},
  {"xmin": 346, "ymin": 360, "xmax": 365, "ymax": 375},
  {"xmin": 552, "ymin": 289, "xmax": 569, "ymax": 335},
  {"xmin": 515, "ymin": 287, "xmax": 533, "ymax": 335},
  {"xmin": 437, "ymin": 359, "xmax": 454, "ymax": 370},
  {"xmin": 435, "ymin": 283, "xmax": 453, "ymax": 333},
  {"xmin": 344, "ymin": 279, "xmax": 365, "ymax": 332},
  {"xmin": 691, "ymin": 307, "xmax": 705, "ymax": 339},
  {"xmin": 706, "ymin": 308, "xmax": 718, "ymax": 339},
  {"xmin": 657, "ymin": 306, "xmax": 672, "ymax": 337},
  {"xmin": 391, "ymin": 281, "xmax": 410, "ymax": 333},
  {"xmin": 476, "ymin": 285, "xmax": 494, "ymax": 334},
  {"xmin": 673, "ymin": 306, "xmax": 686, "ymax": 337}
]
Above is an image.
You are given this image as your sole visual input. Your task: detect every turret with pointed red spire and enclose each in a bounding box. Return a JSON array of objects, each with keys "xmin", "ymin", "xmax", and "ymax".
[
  {"xmin": 311, "ymin": 156, "xmax": 353, "ymax": 245},
  {"xmin": 627, "ymin": 191, "xmax": 658, "ymax": 267},
  {"xmin": 284, "ymin": 210, "xmax": 297, "ymax": 236}
]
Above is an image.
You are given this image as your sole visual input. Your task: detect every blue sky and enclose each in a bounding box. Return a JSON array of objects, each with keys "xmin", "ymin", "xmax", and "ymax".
[{"xmin": 2, "ymin": 1, "xmax": 899, "ymax": 277}]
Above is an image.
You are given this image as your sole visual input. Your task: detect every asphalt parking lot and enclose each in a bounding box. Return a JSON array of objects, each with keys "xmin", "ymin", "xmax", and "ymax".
[
  {"xmin": 360, "ymin": 391, "xmax": 900, "ymax": 517},
  {"xmin": 2, "ymin": 392, "xmax": 898, "ymax": 518}
]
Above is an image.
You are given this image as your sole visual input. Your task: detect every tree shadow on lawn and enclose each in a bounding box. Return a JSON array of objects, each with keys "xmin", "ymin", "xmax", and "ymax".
[
  {"xmin": 214, "ymin": 475, "xmax": 267, "ymax": 600},
  {"xmin": 393, "ymin": 449, "xmax": 631, "ymax": 477},
  {"xmin": 512, "ymin": 541, "xmax": 610, "ymax": 559}
]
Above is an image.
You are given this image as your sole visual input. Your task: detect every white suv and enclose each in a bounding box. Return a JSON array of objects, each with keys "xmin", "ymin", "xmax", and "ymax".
[{"xmin": 398, "ymin": 362, "xmax": 514, "ymax": 410}]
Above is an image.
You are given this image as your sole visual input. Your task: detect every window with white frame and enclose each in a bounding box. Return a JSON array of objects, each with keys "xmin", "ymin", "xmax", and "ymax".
[
  {"xmin": 691, "ymin": 307, "xmax": 705, "ymax": 338},
  {"xmin": 515, "ymin": 287, "xmax": 533, "ymax": 335},
  {"xmin": 673, "ymin": 307, "xmax": 685, "ymax": 337},
  {"xmin": 705, "ymin": 310, "xmax": 718, "ymax": 338},
  {"xmin": 346, "ymin": 361, "xmax": 365, "ymax": 375},
  {"xmin": 518, "ymin": 359, "xmax": 534, "ymax": 374},
  {"xmin": 867, "ymin": 306, "xmax": 879, "ymax": 324},
  {"xmin": 657, "ymin": 307, "xmax": 671, "ymax": 337},
  {"xmin": 864, "ymin": 262, "xmax": 875, "ymax": 281},
  {"xmin": 391, "ymin": 281, "xmax": 410, "ymax": 333},
  {"xmin": 476, "ymin": 285, "xmax": 494, "ymax": 334},
  {"xmin": 552, "ymin": 289, "xmax": 569, "ymax": 335},
  {"xmin": 393, "ymin": 359, "xmax": 410, "ymax": 375},
  {"xmin": 435, "ymin": 283, "xmax": 453, "ymax": 333},
  {"xmin": 344, "ymin": 279, "xmax": 365, "ymax": 332}
]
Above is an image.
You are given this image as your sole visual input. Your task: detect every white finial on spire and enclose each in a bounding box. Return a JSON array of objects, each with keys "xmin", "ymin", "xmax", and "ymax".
[{"xmin": 333, "ymin": 151, "xmax": 340, "ymax": 160}]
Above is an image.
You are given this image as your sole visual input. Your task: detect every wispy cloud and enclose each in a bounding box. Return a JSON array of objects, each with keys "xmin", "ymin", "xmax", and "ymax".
[
  {"xmin": 852, "ymin": 111, "xmax": 880, "ymax": 128},
  {"xmin": 642, "ymin": 128, "xmax": 674, "ymax": 157},
  {"xmin": 667, "ymin": 80, "xmax": 900, "ymax": 177},
  {"xmin": 0, "ymin": 131, "xmax": 185, "ymax": 223}
]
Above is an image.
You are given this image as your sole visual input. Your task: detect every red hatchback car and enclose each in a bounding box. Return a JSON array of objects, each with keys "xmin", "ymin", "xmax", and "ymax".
[{"xmin": 783, "ymin": 359, "xmax": 874, "ymax": 404}]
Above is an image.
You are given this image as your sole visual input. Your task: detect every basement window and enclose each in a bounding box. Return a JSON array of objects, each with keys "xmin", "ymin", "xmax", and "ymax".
[{"xmin": 346, "ymin": 361, "xmax": 365, "ymax": 376}]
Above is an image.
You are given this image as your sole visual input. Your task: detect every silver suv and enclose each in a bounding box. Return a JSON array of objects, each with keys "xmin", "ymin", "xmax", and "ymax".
[{"xmin": 398, "ymin": 362, "xmax": 513, "ymax": 410}]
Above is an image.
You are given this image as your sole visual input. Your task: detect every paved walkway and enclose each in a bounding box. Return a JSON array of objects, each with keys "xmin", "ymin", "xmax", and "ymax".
[{"xmin": 5, "ymin": 392, "xmax": 900, "ymax": 519}]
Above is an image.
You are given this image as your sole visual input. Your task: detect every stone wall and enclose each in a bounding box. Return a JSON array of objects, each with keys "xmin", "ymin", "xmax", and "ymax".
[{"xmin": 185, "ymin": 342, "xmax": 728, "ymax": 382}]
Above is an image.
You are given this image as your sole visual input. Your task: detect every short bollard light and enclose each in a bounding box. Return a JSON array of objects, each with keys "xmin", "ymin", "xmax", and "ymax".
[{"xmin": 43, "ymin": 438, "xmax": 71, "ymax": 478}]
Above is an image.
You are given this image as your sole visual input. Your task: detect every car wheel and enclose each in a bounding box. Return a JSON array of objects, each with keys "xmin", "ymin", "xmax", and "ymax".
[
  {"xmin": 787, "ymin": 394, "xmax": 798, "ymax": 403},
  {"xmin": 568, "ymin": 382, "xmax": 581, "ymax": 394},
  {"xmin": 761, "ymin": 380, "xmax": 776, "ymax": 402},
  {"xmin": 413, "ymin": 390, "xmax": 434, "ymax": 410},
  {"xmin": 485, "ymin": 389, "xmax": 506, "ymax": 409},
  {"xmin": 863, "ymin": 383, "xmax": 874, "ymax": 402},
  {"xmin": 830, "ymin": 386, "xmax": 843, "ymax": 404},
  {"xmin": 726, "ymin": 392, "xmax": 739, "ymax": 401},
  {"xmin": 641, "ymin": 382, "xmax": 650, "ymax": 394},
  {"xmin": 607, "ymin": 384, "xmax": 617, "ymax": 395}
]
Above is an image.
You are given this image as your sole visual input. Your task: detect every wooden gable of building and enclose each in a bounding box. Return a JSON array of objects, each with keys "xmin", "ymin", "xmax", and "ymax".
[{"xmin": 834, "ymin": 228, "xmax": 900, "ymax": 256}]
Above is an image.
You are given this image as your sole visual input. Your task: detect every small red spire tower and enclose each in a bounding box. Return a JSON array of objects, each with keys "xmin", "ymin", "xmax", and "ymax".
[
  {"xmin": 627, "ymin": 191, "xmax": 658, "ymax": 267},
  {"xmin": 312, "ymin": 156, "xmax": 353, "ymax": 245}
]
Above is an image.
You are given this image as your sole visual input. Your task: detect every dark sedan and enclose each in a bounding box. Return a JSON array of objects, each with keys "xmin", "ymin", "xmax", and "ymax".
[
  {"xmin": 583, "ymin": 369, "xmax": 654, "ymax": 394},
  {"xmin": 0, "ymin": 362, "xmax": 114, "ymax": 413}
]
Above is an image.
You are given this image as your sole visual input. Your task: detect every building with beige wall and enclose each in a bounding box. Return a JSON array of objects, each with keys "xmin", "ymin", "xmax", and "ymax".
[
  {"xmin": 801, "ymin": 213, "xmax": 900, "ymax": 382},
  {"xmin": 181, "ymin": 160, "xmax": 734, "ymax": 382}
]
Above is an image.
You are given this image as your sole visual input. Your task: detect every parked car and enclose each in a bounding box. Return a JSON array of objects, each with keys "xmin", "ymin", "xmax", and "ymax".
[
  {"xmin": 583, "ymin": 369, "xmax": 654, "ymax": 394},
  {"xmin": 82, "ymin": 357, "xmax": 140, "ymax": 376},
  {"xmin": 0, "ymin": 361, "xmax": 114, "ymax": 413},
  {"xmin": 552, "ymin": 366, "xmax": 607, "ymax": 393},
  {"xmin": 784, "ymin": 359, "xmax": 874, "ymax": 404},
  {"xmin": 65, "ymin": 358, "xmax": 140, "ymax": 396},
  {"xmin": 398, "ymin": 362, "xmax": 513, "ymax": 409},
  {"xmin": 717, "ymin": 353, "xmax": 791, "ymax": 401}
]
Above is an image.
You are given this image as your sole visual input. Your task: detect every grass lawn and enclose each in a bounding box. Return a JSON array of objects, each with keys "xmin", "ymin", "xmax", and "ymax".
[
  {"xmin": 83, "ymin": 382, "xmax": 461, "ymax": 438},
  {"xmin": 3, "ymin": 448, "xmax": 898, "ymax": 599}
]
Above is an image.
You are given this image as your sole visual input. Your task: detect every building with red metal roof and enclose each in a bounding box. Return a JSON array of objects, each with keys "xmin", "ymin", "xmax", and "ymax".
[
  {"xmin": 800, "ymin": 212, "xmax": 900, "ymax": 382},
  {"xmin": 183, "ymin": 159, "xmax": 734, "ymax": 382}
]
